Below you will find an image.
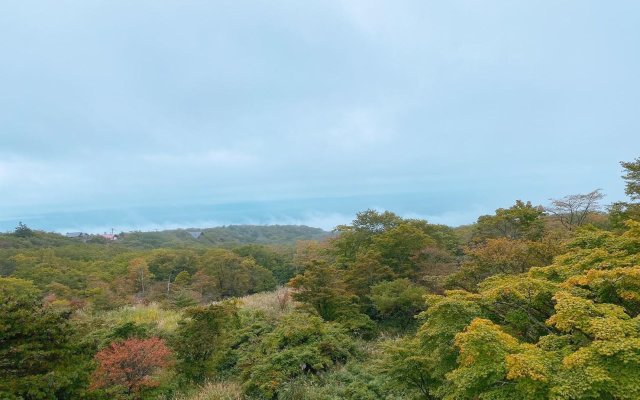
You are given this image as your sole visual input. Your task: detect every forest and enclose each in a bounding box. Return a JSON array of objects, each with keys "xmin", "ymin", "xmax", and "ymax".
[{"xmin": 2, "ymin": 157, "xmax": 640, "ymax": 400}]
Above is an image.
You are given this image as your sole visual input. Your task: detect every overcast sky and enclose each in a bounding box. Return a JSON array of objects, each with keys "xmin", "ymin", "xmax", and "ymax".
[{"xmin": 1, "ymin": 1, "xmax": 639, "ymax": 231}]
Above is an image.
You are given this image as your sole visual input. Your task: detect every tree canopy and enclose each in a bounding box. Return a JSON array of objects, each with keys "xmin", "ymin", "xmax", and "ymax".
[{"xmin": 3, "ymin": 158, "xmax": 640, "ymax": 400}]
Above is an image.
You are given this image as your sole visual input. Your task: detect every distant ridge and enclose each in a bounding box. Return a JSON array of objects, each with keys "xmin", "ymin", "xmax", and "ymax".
[
  {"xmin": 107, "ymin": 224, "xmax": 330, "ymax": 248},
  {"xmin": 0, "ymin": 224, "xmax": 331, "ymax": 250}
]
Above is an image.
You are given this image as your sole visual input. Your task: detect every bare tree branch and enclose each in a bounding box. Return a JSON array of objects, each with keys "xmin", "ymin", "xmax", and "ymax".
[{"xmin": 546, "ymin": 189, "xmax": 604, "ymax": 231}]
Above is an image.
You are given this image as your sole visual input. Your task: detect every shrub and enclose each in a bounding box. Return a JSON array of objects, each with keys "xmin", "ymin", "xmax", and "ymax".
[
  {"xmin": 241, "ymin": 312, "xmax": 358, "ymax": 399},
  {"xmin": 175, "ymin": 381, "xmax": 243, "ymax": 400}
]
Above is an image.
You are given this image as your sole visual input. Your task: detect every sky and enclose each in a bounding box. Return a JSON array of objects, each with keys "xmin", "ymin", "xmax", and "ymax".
[{"xmin": 1, "ymin": 1, "xmax": 639, "ymax": 232}]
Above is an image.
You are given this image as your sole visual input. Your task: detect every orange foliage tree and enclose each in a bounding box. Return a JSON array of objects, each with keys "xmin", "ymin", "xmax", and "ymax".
[{"xmin": 90, "ymin": 337, "xmax": 173, "ymax": 397}]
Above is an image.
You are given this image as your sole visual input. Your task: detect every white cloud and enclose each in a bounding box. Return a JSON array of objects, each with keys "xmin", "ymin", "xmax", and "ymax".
[
  {"xmin": 403, "ymin": 205, "xmax": 492, "ymax": 227},
  {"xmin": 0, "ymin": 156, "xmax": 103, "ymax": 211},
  {"xmin": 263, "ymin": 211, "xmax": 352, "ymax": 231},
  {"xmin": 0, "ymin": 158, "xmax": 83, "ymax": 188},
  {"xmin": 334, "ymin": 0, "xmax": 419, "ymax": 40},
  {"xmin": 141, "ymin": 149, "xmax": 258, "ymax": 167},
  {"xmin": 0, "ymin": 0, "xmax": 637, "ymax": 229},
  {"xmin": 326, "ymin": 108, "xmax": 392, "ymax": 149}
]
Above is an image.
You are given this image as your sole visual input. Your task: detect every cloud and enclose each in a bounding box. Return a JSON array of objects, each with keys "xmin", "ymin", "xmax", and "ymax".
[
  {"xmin": 333, "ymin": 0, "xmax": 420, "ymax": 41},
  {"xmin": 0, "ymin": 157, "xmax": 82, "ymax": 190},
  {"xmin": 141, "ymin": 149, "xmax": 258, "ymax": 167},
  {"xmin": 326, "ymin": 107, "xmax": 392, "ymax": 149},
  {"xmin": 263, "ymin": 211, "xmax": 353, "ymax": 231},
  {"xmin": 0, "ymin": 157, "xmax": 96, "ymax": 210},
  {"xmin": 0, "ymin": 1, "xmax": 638, "ymax": 229},
  {"xmin": 403, "ymin": 207, "xmax": 492, "ymax": 227}
]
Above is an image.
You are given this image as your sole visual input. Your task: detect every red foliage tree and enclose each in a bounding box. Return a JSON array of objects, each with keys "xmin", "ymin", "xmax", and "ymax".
[{"xmin": 90, "ymin": 337, "xmax": 173, "ymax": 397}]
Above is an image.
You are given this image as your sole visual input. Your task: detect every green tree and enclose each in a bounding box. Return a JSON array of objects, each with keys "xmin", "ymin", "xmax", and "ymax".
[
  {"xmin": 545, "ymin": 291, "xmax": 640, "ymax": 399},
  {"xmin": 233, "ymin": 244, "xmax": 296, "ymax": 285},
  {"xmin": 0, "ymin": 277, "xmax": 88, "ymax": 399},
  {"xmin": 198, "ymin": 249, "xmax": 276, "ymax": 299},
  {"xmin": 446, "ymin": 318, "xmax": 522, "ymax": 400},
  {"xmin": 127, "ymin": 258, "xmax": 152, "ymax": 296},
  {"xmin": 376, "ymin": 336, "xmax": 435, "ymax": 399},
  {"xmin": 383, "ymin": 219, "xmax": 640, "ymax": 400},
  {"xmin": 474, "ymin": 200, "xmax": 545, "ymax": 241},
  {"xmin": 289, "ymin": 260, "xmax": 358, "ymax": 321},
  {"xmin": 477, "ymin": 275, "xmax": 557, "ymax": 342},
  {"xmin": 448, "ymin": 237, "xmax": 560, "ymax": 291},
  {"xmin": 369, "ymin": 278, "xmax": 427, "ymax": 329},
  {"xmin": 344, "ymin": 250, "xmax": 396, "ymax": 300},
  {"xmin": 13, "ymin": 222, "xmax": 34, "ymax": 238},
  {"xmin": 147, "ymin": 250, "xmax": 197, "ymax": 295},
  {"xmin": 172, "ymin": 301, "xmax": 240, "ymax": 383},
  {"xmin": 621, "ymin": 157, "xmax": 640, "ymax": 201},
  {"xmin": 369, "ymin": 223, "xmax": 435, "ymax": 279},
  {"xmin": 173, "ymin": 270, "xmax": 191, "ymax": 287},
  {"xmin": 609, "ymin": 201, "xmax": 640, "ymax": 229},
  {"xmin": 609, "ymin": 157, "xmax": 640, "ymax": 228},
  {"xmin": 332, "ymin": 210, "xmax": 403, "ymax": 265},
  {"xmin": 379, "ymin": 291, "xmax": 483, "ymax": 399}
]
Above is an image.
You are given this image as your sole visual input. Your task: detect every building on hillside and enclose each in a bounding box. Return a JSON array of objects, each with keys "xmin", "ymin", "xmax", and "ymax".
[
  {"xmin": 65, "ymin": 232, "xmax": 86, "ymax": 238},
  {"xmin": 187, "ymin": 231, "xmax": 203, "ymax": 239},
  {"xmin": 100, "ymin": 233, "xmax": 118, "ymax": 240}
]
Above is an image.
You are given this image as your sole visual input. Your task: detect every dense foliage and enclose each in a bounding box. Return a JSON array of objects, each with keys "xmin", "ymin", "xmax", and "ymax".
[{"xmin": 2, "ymin": 159, "xmax": 640, "ymax": 399}]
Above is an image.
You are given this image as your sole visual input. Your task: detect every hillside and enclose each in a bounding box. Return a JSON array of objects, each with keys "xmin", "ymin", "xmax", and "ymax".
[
  {"xmin": 117, "ymin": 224, "xmax": 330, "ymax": 248},
  {"xmin": 3, "ymin": 158, "xmax": 640, "ymax": 400},
  {"xmin": 0, "ymin": 224, "xmax": 329, "ymax": 249}
]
